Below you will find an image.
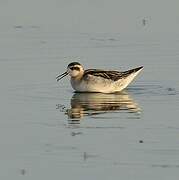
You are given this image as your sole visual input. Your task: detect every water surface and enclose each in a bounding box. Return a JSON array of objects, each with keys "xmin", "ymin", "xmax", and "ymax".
[{"xmin": 0, "ymin": 28, "xmax": 179, "ymax": 179}]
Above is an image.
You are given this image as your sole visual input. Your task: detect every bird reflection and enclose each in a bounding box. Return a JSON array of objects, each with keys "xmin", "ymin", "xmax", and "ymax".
[{"xmin": 66, "ymin": 91, "xmax": 141, "ymax": 121}]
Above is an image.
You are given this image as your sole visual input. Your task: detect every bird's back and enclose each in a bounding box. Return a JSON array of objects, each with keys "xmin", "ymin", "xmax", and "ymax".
[{"xmin": 83, "ymin": 66, "xmax": 143, "ymax": 81}]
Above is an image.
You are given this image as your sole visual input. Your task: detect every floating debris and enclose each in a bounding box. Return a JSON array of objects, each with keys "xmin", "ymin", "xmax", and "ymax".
[
  {"xmin": 14, "ymin": 25, "xmax": 23, "ymax": 29},
  {"xmin": 20, "ymin": 169, "xmax": 26, "ymax": 175},
  {"xmin": 166, "ymin": 87, "xmax": 176, "ymax": 95},
  {"xmin": 142, "ymin": 19, "xmax": 147, "ymax": 26},
  {"xmin": 71, "ymin": 132, "xmax": 83, "ymax": 136}
]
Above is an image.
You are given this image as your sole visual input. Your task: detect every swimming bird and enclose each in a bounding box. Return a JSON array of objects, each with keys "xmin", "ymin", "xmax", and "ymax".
[{"xmin": 56, "ymin": 62, "xmax": 143, "ymax": 93}]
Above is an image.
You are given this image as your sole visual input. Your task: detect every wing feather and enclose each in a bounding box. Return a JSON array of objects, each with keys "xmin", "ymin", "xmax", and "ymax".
[
  {"xmin": 83, "ymin": 69, "xmax": 122, "ymax": 81},
  {"xmin": 83, "ymin": 66, "xmax": 143, "ymax": 81}
]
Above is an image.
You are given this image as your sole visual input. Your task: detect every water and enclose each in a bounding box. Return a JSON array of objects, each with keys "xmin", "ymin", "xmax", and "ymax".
[{"xmin": 0, "ymin": 28, "xmax": 179, "ymax": 179}]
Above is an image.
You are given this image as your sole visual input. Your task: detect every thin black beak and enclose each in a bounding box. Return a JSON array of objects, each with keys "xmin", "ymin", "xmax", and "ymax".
[{"xmin": 56, "ymin": 71, "xmax": 69, "ymax": 81}]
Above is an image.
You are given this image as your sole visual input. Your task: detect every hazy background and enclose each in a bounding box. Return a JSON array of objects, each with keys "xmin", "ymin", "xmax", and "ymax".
[{"xmin": 0, "ymin": 0, "xmax": 179, "ymax": 33}]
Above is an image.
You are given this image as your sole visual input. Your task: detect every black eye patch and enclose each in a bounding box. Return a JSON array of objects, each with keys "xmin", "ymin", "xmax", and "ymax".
[{"xmin": 70, "ymin": 67, "xmax": 80, "ymax": 71}]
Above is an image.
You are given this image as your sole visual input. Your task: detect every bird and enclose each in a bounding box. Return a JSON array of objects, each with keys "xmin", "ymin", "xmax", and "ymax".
[{"xmin": 56, "ymin": 62, "xmax": 143, "ymax": 93}]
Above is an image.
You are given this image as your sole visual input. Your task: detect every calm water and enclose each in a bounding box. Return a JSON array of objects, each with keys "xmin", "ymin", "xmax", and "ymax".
[{"xmin": 0, "ymin": 28, "xmax": 179, "ymax": 179}]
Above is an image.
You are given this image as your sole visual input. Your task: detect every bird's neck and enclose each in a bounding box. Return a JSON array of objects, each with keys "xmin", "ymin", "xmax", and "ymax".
[{"xmin": 71, "ymin": 71, "xmax": 84, "ymax": 81}]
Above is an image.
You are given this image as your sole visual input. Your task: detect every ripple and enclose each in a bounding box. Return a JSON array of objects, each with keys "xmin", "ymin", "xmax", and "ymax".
[{"xmin": 128, "ymin": 83, "xmax": 178, "ymax": 96}]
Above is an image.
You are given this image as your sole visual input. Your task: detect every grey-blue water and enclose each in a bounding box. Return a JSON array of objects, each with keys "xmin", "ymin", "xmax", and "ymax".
[{"xmin": 0, "ymin": 28, "xmax": 179, "ymax": 179}]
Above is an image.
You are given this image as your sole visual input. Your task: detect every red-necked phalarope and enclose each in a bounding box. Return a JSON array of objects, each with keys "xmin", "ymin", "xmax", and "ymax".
[{"xmin": 56, "ymin": 62, "xmax": 143, "ymax": 93}]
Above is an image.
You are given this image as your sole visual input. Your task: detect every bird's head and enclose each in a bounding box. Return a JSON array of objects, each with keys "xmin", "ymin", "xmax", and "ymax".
[{"xmin": 56, "ymin": 62, "xmax": 84, "ymax": 81}]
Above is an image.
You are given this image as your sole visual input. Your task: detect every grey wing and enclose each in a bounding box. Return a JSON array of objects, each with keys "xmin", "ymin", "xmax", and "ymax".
[
  {"xmin": 83, "ymin": 69, "xmax": 123, "ymax": 81},
  {"xmin": 84, "ymin": 66, "xmax": 143, "ymax": 81}
]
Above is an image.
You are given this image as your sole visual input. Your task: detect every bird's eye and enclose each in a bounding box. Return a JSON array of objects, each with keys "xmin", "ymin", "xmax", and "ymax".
[{"xmin": 70, "ymin": 67, "xmax": 80, "ymax": 71}]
